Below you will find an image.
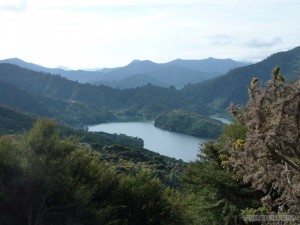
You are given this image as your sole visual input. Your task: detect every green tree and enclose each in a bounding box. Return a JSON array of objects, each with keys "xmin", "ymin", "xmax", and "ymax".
[
  {"xmin": 0, "ymin": 119, "xmax": 118, "ymax": 225},
  {"xmin": 115, "ymin": 172, "xmax": 173, "ymax": 225},
  {"xmin": 183, "ymin": 125, "xmax": 262, "ymax": 224},
  {"xmin": 67, "ymin": 147, "xmax": 119, "ymax": 224},
  {"xmin": 0, "ymin": 137, "xmax": 24, "ymax": 225},
  {"xmin": 0, "ymin": 118, "xmax": 190, "ymax": 224}
]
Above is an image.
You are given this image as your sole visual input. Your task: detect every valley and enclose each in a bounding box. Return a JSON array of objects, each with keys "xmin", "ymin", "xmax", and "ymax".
[
  {"xmin": 1, "ymin": 47, "xmax": 300, "ymax": 224},
  {"xmin": 1, "ymin": 47, "xmax": 300, "ymax": 140}
]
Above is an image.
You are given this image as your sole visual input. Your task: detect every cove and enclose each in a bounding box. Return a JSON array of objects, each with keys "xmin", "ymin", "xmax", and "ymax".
[{"xmin": 87, "ymin": 121, "xmax": 206, "ymax": 162}]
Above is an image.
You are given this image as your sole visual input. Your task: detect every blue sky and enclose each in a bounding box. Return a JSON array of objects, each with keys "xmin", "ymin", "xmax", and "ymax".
[{"xmin": 0, "ymin": 0, "xmax": 299, "ymax": 69}]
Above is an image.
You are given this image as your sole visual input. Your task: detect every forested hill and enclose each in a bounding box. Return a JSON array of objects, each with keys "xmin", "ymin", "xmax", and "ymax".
[
  {"xmin": 0, "ymin": 63, "xmax": 209, "ymax": 118},
  {"xmin": 0, "ymin": 106, "xmax": 34, "ymax": 134},
  {"xmin": 0, "ymin": 57, "xmax": 248, "ymax": 89},
  {"xmin": 0, "ymin": 79, "xmax": 115, "ymax": 126},
  {"xmin": 1, "ymin": 46, "xmax": 300, "ymax": 119},
  {"xmin": 182, "ymin": 46, "xmax": 300, "ymax": 111}
]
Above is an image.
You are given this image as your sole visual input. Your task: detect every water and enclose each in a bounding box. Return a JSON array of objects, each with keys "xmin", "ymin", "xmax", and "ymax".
[{"xmin": 87, "ymin": 121, "xmax": 206, "ymax": 162}]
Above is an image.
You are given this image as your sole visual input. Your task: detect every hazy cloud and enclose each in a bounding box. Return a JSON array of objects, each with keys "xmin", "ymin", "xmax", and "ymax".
[
  {"xmin": 246, "ymin": 37, "xmax": 282, "ymax": 48},
  {"xmin": 0, "ymin": 1, "xmax": 27, "ymax": 12},
  {"xmin": 209, "ymin": 34, "xmax": 234, "ymax": 46}
]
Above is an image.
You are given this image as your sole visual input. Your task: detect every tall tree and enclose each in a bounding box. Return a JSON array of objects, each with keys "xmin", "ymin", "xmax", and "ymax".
[{"xmin": 183, "ymin": 138, "xmax": 262, "ymax": 225}]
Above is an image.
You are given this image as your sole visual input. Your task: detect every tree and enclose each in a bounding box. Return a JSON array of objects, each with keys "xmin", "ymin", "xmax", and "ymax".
[
  {"xmin": 0, "ymin": 119, "xmax": 118, "ymax": 225},
  {"xmin": 115, "ymin": 172, "xmax": 173, "ymax": 225},
  {"xmin": 0, "ymin": 137, "xmax": 24, "ymax": 225},
  {"xmin": 0, "ymin": 118, "xmax": 190, "ymax": 224},
  {"xmin": 226, "ymin": 66, "xmax": 300, "ymax": 216},
  {"xmin": 183, "ymin": 140, "xmax": 262, "ymax": 225}
]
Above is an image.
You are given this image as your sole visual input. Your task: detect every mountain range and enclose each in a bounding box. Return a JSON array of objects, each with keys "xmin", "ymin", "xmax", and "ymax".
[
  {"xmin": 0, "ymin": 46, "xmax": 300, "ymax": 128},
  {"xmin": 0, "ymin": 57, "xmax": 249, "ymax": 89}
]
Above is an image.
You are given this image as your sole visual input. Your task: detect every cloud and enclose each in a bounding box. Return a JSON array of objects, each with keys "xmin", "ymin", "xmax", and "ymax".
[
  {"xmin": 209, "ymin": 34, "xmax": 234, "ymax": 46},
  {"xmin": 245, "ymin": 37, "xmax": 282, "ymax": 48},
  {"xmin": 0, "ymin": 0, "xmax": 27, "ymax": 12}
]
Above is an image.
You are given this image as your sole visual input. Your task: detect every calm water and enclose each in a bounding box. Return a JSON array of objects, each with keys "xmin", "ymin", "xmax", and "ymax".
[{"xmin": 87, "ymin": 121, "xmax": 206, "ymax": 162}]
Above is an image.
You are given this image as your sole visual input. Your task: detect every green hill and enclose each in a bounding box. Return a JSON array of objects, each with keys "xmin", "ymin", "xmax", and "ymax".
[
  {"xmin": 154, "ymin": 109, "xmax": 224, "ymax": 138},
  {"xmin": 182, "ymin": 46, "xmax": 300, "ymax": 112},
  {"xmin": 0, "ymin": 63, "xmax": 205, "ymax": 117},
  {"xmin": 0, "ymin": 106, "xmax": 34, "ymax": 135},
  {"xmin": 0, "ymin": 80, "xmax": 115, "ymax": 126},
  {"xmin": 2, "ymin": 46, "xmax": 300, "ymax": 133}
]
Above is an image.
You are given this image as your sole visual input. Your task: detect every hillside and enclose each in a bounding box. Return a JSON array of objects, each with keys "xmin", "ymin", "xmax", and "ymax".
[
  {"xmin": 0, "ymin": 63, "xmax": 209, "ymax": 118},
  {"xmin": 1, "ymin": 47, "xmax": 300, "ymax": 121},
  {"xmin": 182, "ymin": 46, "xmax": 300, "ymax": 111},
  {"xmin": 94, "ymin": 73, "xmax": 168, "ymax": 89},
  {"xmin": 0, "ymin": 58, "xmax": 105, "ymax": 83},
  {"xmin": 0, "ymin": 106, "xmax": 34, "ymax": 134},
  {"xmin": 154, "ymin": 109, "xmax": 224, "ymax": 138},
  {"xmin": 0, "ymin": 57, "xmax": 248, "ymax": 89},
  {"xmin": 0, "ymin": 79, "xmax": 115, "ymax": 126}
]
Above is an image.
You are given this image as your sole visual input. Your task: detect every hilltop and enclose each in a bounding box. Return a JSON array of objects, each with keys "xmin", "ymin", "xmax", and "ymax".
[{"xmin": 0, "ymin": 57, "xmax": 248, "ymax": 89}]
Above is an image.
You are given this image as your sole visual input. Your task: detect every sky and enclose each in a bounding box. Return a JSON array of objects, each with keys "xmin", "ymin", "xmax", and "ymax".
[{"xmin": 0, "ymin": 0, "xmax": 300, "ymax": 69}]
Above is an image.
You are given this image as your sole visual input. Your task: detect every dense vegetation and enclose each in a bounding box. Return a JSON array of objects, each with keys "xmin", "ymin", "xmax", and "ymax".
[
  {"xmin": 2, "ymin": 47, "xmax": 300, "ymax": 223},
  {"xmin": 184, "ymin": 139, "xmax": 263, "ymax": 224},
  {"xmin": 0, "ymin": 64, "xmax": 206, "ymax": 123},
  {"xmin": 154, "ymin": 109, "xmax": 224, "ymax": 138},
  {"xmin": 1, "ymin": 47, "xmax": 300, "ymax": 132},
  {"xmin": 0, "ymin": 118, "xmax": 264, "ymax": 225},
  {"xmin": 0, "ymin": 119, "xmax": 188, "ymax": 225},
  {"xmin": 182, "ymin": 46, "xmax": 300, "ymax": 112},
  {"xmin": 0, "ymin": 106, "xmax": 34, "ymax": 135},
  {"xmin": 0, "ymin": 80, "xmax": 115, "ymax": 127}
]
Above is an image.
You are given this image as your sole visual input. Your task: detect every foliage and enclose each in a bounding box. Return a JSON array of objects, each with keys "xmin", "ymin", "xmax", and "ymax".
[
  {"xmin": 226, "ymin": 66, "xmax": 300, "ymax": 217},
  {"xmin": 0, "ymin": 63, "xmax": 210, "ymax": 122},
  {"xmin": 182, "ymin": 46, "xmax": 300, "ymax": 112},
  {"xmin": 115, "ymin": 172, "xmax": 171, "ymax": 225},
  {"xmin": 0, "ymin": 79, "xmax": 115, "ymax": 127},
  {"xmin": 155, "ymin": 109, "xmax": 224, "ymax": 138},
  {"xmin": 0, "ymin": 105, "xmax": 34, "ymax": 135},
  {"xmin": 0, "ymin": 108, "xmax": 185, "ymax": 189},
  {"xmin": 93, "ymin": 144, "xmax": 185, "ymax": 189},
  {"xmin": 0, "ymin": 118, "xmax": 187, "ymax": 225},
  {"xmin": 183, "ymin": 123, "xmax": 263, "ymax": 224}
]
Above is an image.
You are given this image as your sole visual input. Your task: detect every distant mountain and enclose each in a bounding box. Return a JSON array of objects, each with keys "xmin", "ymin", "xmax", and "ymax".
[
  {"xmin": 2, "ymin": 46, "xmax": 299, "ymax": 127},
  {"xmin": 165, "ymin": 57, "xmax": 249, "ymax": 74},
  {"xmin": 0, "ymin": 57, "xmax": 249, "ymax": 89},
  {"xmin": 93, "ymin": 59, "xmax": 248, "ymax": 88},
  {"xmin": 0, "ymin": 58, "xmax": 46, "ymax": 72},
  {"xmin": 0, "ymin": 63, "xmax": 201, "ymax": 119},
  {"xmin": 182, "ymin": 46, "xmax": 300, "ymax": 112},
  {"xmin": 0, "ymin": 58, "xmax": 106, "ymax": 83},
  {"xmin": 95, "ymin": 74, "xmax": 168, "ymax": 89}
]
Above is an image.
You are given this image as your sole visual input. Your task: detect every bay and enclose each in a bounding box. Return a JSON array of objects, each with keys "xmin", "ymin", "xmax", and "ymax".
[{"xmin": 87, "ymin": 121, "xmax": 206, "ymax": 162}]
